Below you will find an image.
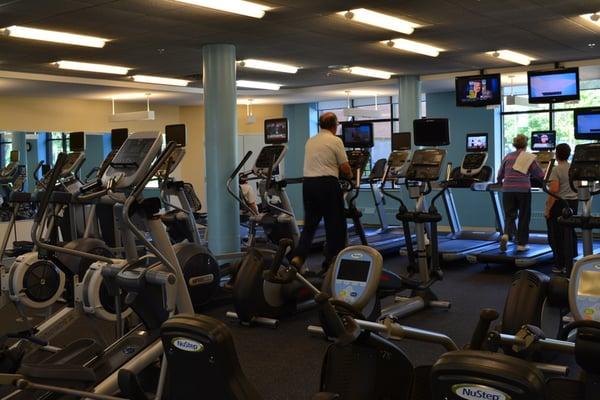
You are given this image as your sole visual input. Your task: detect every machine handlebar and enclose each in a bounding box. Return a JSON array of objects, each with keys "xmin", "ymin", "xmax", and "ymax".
[{"xmin": 34, "ymin": 153, "xmax": 67, "ymax": 224}]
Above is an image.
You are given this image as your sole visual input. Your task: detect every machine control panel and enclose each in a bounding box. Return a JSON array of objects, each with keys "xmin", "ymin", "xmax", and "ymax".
[
  {"xmin": 460, "ymin": 153, "xmax": 488, "ymax": 176},
  {"xmin": 346, "ymin": 150, "xmax": 370, "ymax": 179},
  {"xmin": 570, "ymin": 143, "xmax": 600, "ymax": 182},
  {"xmin": 405, "ymin": 149, "xmax": 446, "ymax": 182},
  {"xmin": 331, "ymin": 246, "xmax": 382, "ymax": 312},
  {"xmin": 102, "ymin": 131, "xmax": 163, "ymax": 189},
  {"xmin": 570, "ymin": 255, "xmax": 600, "ymax": 322},
  {"xmin": 387, "ymin": 150, "xmax": 411, "ymax": 180},
  {"xmin": 253, "ymin": 144, "xmax": 287, "ymax": 177}
]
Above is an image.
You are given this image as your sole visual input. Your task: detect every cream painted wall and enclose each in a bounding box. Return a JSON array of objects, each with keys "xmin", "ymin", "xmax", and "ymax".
[{"xmin": 0, "ymin": 96, "xmax": 181, "ymax": 132}]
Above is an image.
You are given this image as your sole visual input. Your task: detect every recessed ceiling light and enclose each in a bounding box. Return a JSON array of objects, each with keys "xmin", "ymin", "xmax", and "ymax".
[
  {"xmin": 238, "ymin": 59, "xmax": 299, "ymax": 74},
  {"xmin": 174, "ymin": 0, "xmax": 271, "ymax": 18},
  {"xmin": 1, "ymin": 25, "xmax": 108, "ymax": 48},
  {"xmin": 486, "ymin": 50, "xmax": 534, "ymax": 66},
  {"xmin": 55, "ymin": 60, "xmax": 130, "ymax": 75},
  {"xmin": 132, "ymin": 75, "xmax": 190, "ymax": 86},
  {"xmin": 337, "ymin": 8, "xmax": 420, "ymax": 34},
  {"xmin": 382, "ymin": 38, "xmax": 443, "ymax": 57},
  {"xmin": 344, "ymin": 66, "xmax": 393, "ymax": 80},
  {"xmin": 580, "ymin": 12, "xmax": 600, "ymax": 26},
  {"xmin": 237, "ymin": 80, "xmax": 281, "ymax": 90}
]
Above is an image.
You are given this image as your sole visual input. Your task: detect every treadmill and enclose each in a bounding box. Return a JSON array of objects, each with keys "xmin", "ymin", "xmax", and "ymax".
[
  {"xmin": 436, "ymin": 133, "xmax": 503, "ymax": 262},
  {"xmin": 467, "ymin": 132, "xmax": 555, "ymax": 268}
]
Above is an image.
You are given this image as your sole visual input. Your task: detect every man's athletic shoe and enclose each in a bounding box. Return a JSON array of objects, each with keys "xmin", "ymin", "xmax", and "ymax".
[{"xmin": 517, "ymin": 245, "xmax": 529, "ymax": 252}]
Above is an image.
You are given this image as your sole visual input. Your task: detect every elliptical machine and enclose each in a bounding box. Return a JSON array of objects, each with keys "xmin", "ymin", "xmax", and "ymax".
[{"xmin": 377, "ymin": 118, "xmax": 452, "ymax": 320}]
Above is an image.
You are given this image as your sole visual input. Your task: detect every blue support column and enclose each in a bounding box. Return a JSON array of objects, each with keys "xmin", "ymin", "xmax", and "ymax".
[
  {"xmin": 203, "ymin": 44, "xmax": 239, "ymax": 255},
  {"xmin": 283, "ymin": 103, "xmax": 318, "ymax": 221},
  {"xmin": 398, "ymin": 76, "xmax": 422, "ymax": 132}
]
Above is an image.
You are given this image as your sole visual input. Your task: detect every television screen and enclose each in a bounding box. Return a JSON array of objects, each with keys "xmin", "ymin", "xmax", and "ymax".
[
  {"xmin": 341, "ymin": 122, "xmax": 374, "ymax": 148},
  {"xmin": 531, "ymin": 130, "xmax": 556, "ymax": 151},
  {"xmin": 574, "ymin": 108, "xmax": 600, "ymax": 140},
  {"xmin": 455, "ymin": 74, "xmax": 501, "ymax": 107},
  {"xmin": 111, "ymin": 128, "xmax": 128, "ymax": 150},
  {"xmin": 9, "ymin": 150, "xmax": 18, "ymax": 163},
  {"xmin": 264, "ymin": 118, "xmax": 288, "ymax": 144},
  {"xmin": 413, "ymin": 118, "xmax": 450, "ymax": 147},
  {"xmin": 528, "ymin": 68, "xmax": 579, "ymax": 103},
  {"xmin": 69, "ymin": 131, "xmax": 85, "ymax": 152},
  {"xmin": 466, "ymin": 133, "xmax": 488, "ymax": 152},
  {"xmin": 392, "ymin": 132, "xmax": 411, "ymax": 151},
  {"xmin": 166, "ymin": 124, "xmax": 187, "ymax": 146}
]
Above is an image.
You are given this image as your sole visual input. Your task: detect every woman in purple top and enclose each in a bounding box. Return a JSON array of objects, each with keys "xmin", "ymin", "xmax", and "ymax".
[{"xmin": 497, "ymin": 134, "xmax": 545, "ymax": 252}]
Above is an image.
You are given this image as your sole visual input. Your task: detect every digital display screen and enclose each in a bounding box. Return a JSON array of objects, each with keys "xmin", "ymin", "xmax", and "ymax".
[
  {"xmin": 342, "ymin": 122, "xmax": 374, "ymax": 148},
  {"xmin": 337, "ymin": 259, "xmax": 370, "ymax": 282},
  {"xmin": 392, "ymin": 132, "xmax": 411, "ymax": 151},
  {"xmin": 413, "ymin": 118, "xmax": 450, "ymax": 147},
  {"xmin": 113, "ymin": 139, "xmax": 156, "ymax": 166},
  {"xmin": 455, "ymin": 74, "xmax": 501, "ymax": 107},
  {"xmin": 69, "ymin": 131, "xmax": 85, "ymax": 152},
  {"xmin": 575, "ymin": 108, "xmax": 600, "ymax": 140},
  {"xmin": 111, "ymin": 128, "xmax": 128, "ymax": 150},
  {"xmin": 9, "ymin": 150, "xmax": 18, "ymax": 163},
  {"xmin": 531, "ymin": 130, "xmax": 556, "ymax": 151},
  {"xmin": 528, "ymin": 68, "xmax": 580, "ymax": 103},
  {"xmin": 166, "ymin": 124, "xmax": 187, "ymax": 147},
  {"xmin": 578, "ymin": 271, "xmax": 600, "ymax": 297},
  {"xmin": 466, "ymin": 133, "xmax": 488, "ymax": 152},
  {"xmin": 264, "ymin": 118, "xmax": 289, "ymax": 144}
]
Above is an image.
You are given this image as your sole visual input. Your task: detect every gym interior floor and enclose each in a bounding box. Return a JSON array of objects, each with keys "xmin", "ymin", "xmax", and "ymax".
[{"xmin": 206, "ymin": 255, "xmax": 556, "ymax": 400}]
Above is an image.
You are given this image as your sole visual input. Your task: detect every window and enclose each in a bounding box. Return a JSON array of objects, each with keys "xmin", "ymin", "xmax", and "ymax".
[
  {"xmin": 46, "ymin": 132, "xmax": 68, "ymax": 166},
  {"xmin": 318, "ymin": 97, "xmax": 399, "ymax": 176},
  {"xmin": 501, "ymin": 85, "xmax": 600, "ymax": 156},
  {"xmin": 0, "ymin": 132, "xmax": 13, "ymax": 166}
]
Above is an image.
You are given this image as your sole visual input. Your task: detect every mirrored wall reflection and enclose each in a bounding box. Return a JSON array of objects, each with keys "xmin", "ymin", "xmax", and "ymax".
[{"xmin": 0, "ymin": 131, "xmax": 112, "ymax": 222}]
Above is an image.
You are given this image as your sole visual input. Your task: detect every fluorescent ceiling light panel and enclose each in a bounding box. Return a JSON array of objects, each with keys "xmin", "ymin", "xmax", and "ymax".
[
  {"xmin": 132, "ymin": 75, "xmax": 190, "ymax": 86},
  {"xmin": 580, "ymin": 12, "xmax": 600, "ymax": 26},
  {"xmin": 2, "ymin": 25, "xmax": 108, "ymax": 48},
  {"xmin": 346, "ymin": 66, "xmax": 393, "ymax": 80},
  {"xmin": 383, "ymin": 38, "xmax": 443, "ymax": 57},
  {"xmin": 174, "ymin": 0, "xmax": 271, "ymax": 18},
  {"xmin": 239, "ymin": 59, "xmax": 298, "ymax": 74},
  {"xmin": 337, "ymin": 8, "xmax": 420, "ymax": 34},
  {"xmin": 237, "ymin": 80, "xmax": 281, "ymax": 90},
  {"xmin": 56, "ymin": 60, "xmax": 130, "ymax": 75},
  {"xmin": 486, "ymin": 50, "xmax": 533, "ymax": 66}
]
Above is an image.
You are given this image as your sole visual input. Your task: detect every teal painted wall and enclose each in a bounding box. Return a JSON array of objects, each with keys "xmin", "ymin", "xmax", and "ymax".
[
  {"xmin": 283, "ymin": 103, "xmax": 318, "ymax": 221},
  {"xmin": 82, "ymin": 134, "xmax": 107, "ymax": 180}
]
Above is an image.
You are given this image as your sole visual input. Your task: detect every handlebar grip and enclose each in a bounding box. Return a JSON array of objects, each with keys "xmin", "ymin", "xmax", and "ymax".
[
  {"xmin": 469, "ymin": 308, "xmax": 499, "ymax": 350},
  {"xmin": 34, "ymin": 153, "xmax": 67, "ymax": 223},
  {"xmin": 145, "ymin": 270, "xmax": 176, "ymax": 286},
  {"xmin": 230, "ymin": 151, "xmax": 253, "ymax": 180}
]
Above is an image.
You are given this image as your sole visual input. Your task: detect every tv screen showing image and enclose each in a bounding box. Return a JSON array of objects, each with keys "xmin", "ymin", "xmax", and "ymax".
[
  {"xmin": 466, "ymin": 133, "xmax": 488, "ymax": 152},
  {"xmin": 528, "ymin": 68, "xmax": 579, "ymax": 103},
  {"xmin": 392, "ymin": 132, "xmax": 411, "ymax": 151},
  {"xmin": 69, "ymin": 131, "xmax": 85, "ymax": 152},
  {"xmin": 111, "ymin": 128, "xmax": 128, "ymax": 150},
  {"xmin": 341, "ymin": 122, "xmax": 374, "ymax": 148},
  {"xmin": 531, "ymin": 130, "xmax": 556, "ymax": 151},
  {"xmin": 575, "ymin": 108, "xmax": 600, "ymax": 140},
  {"xmin": 166, "ymin": 124, "xmax": 187, "ymax": 147},
  {"xmin": 413, "ymin": 118, "xmax": 450, "ymax": 147},
  {"xmin": 455, "ymin": 74, "xmax": 501, "ymax": 107},
  {"xmin": 264, "ymin": 118, "xmax": 289, "ymax": 144}
]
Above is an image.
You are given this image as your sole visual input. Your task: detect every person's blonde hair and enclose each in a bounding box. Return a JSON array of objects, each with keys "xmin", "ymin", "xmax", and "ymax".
[{"xmin": 512, "ymin": 134, "xmax": 528, "ymax": 150}]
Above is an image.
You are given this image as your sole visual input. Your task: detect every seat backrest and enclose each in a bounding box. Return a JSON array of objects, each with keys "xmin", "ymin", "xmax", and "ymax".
[
  {"xmin": 320, "ymin": 332, "xmax": 414, "ymax": 400},
  {"xmin": 160, "ymin": 314, "xmax": 263, "ymax": 400},
  {"xmin": 431, "ymin": 350, "xmax": 546, "ymax": 400}
]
